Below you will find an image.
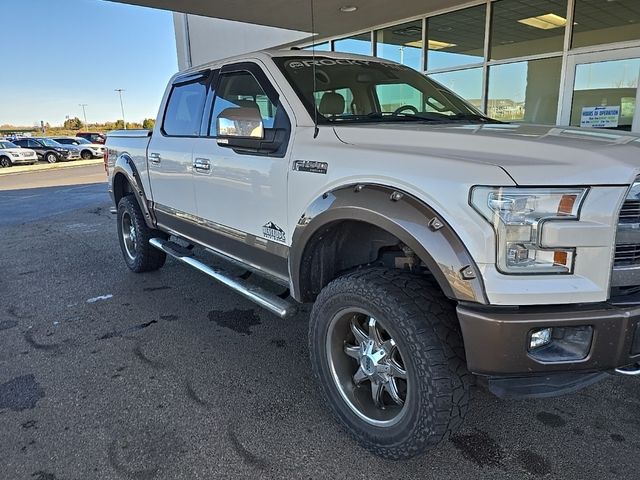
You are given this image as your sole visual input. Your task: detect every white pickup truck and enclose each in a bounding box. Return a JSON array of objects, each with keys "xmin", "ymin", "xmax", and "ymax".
[{"xmin": 106, "ymin": 49, "xmax": 640, "ymax": 459}]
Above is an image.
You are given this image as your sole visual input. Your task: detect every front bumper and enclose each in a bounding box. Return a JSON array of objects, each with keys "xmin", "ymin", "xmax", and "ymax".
[
  {"xmin": 457, "ymin": 302, "xmax": 640, "ymax": 376},
  {"xmin": 12, "ymin": 156, "xmax": 37, "ymax": 164}
]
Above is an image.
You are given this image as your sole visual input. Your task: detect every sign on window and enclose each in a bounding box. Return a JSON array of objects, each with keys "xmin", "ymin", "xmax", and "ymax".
[{"xmin": 580, "ymin": 106, "xmax": 620, "ymax": 128}]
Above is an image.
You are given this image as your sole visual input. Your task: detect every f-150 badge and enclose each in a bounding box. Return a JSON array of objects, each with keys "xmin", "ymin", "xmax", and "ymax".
[{"xmin": 263, "ymin": 222, "xmax": 286, "ymax": 242}]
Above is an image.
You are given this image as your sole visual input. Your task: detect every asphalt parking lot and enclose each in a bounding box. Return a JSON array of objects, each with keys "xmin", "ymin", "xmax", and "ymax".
[{"xmin": 1, "ymin": 165, "xmax": 639, "ymax": 480}]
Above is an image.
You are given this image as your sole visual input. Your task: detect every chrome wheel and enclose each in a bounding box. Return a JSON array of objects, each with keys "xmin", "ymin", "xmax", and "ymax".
[
  {"xmin": 326, "ymin": 308, "xmax": 408, "ymax": 426},
  {"xmin": 0, "ymin": 157, "xmax": 10, "ymax": 168},
  {"xmin": 46, "ymin": 153, "xmax": 57, "ymax": 163},
  {"xmin": 121, "ymin": 211, "xmax": 137, "ymax": 261}
]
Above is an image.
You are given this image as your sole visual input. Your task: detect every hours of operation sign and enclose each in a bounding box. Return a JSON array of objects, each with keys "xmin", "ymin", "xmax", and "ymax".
[{"xmin": 580, "ymin": 106, "xmax": 621, "ymax": 128}]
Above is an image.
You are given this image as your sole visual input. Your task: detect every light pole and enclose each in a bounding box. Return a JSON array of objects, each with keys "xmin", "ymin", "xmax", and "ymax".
[
  {"xmin": 79, "ymin": 104, "xmax": 88, "ymax": 130},
  {"xmin": 115, "ymin": 89, "xmax": 126, "ymax": 129}
]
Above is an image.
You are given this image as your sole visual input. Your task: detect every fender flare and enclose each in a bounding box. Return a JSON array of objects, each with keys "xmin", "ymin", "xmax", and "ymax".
[
  {"xmin": 111, "ymin": 154, "xmax": 155, "ymax": 228},
  {"xmin": 289, "ymin": 184, "xmax": 488, "ymax": 304}
]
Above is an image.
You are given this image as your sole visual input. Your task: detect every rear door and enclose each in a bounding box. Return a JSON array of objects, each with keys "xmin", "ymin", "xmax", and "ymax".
[
  {"xmin": 147, "ymin": 71, "xmax": 210, "ymax": 219},
  {"xmin": 25, "ymin": 139, "xmax": 44, "ymax": 158}
]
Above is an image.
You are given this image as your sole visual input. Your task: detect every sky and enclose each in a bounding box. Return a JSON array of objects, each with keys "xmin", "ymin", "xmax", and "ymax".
[{"xmin": 0, "ymin": 0, "xmax": 178, "ymax": 126}]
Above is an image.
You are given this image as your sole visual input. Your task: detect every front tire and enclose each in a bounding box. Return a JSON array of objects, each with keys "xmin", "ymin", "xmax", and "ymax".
[
  {"xmin": 81, "ymin": 150, "xmax": 92, "ymax": 160},
  {"xmin": 45, "ymin": 152, "xmax": 58, "ymax": 163},
  {"xmin": 0, "ymin": 157, "xmax": 11, "ymax": 168},
  {"xmin": 309, "ymin": 268, "xmax": 471, "ymax": 459},
  {"xmin": 117, "ymin": 195, "xmax": 167, "ymax": 273}
]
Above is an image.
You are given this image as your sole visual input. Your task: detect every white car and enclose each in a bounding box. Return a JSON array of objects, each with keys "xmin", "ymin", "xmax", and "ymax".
[
  {"xmin": 0, "ymin": 140, "xmax": 38, "ymax": 167},
  {"xmin": 106, "ymin": 49, "xmax": 640, "ymax": 460},
  {"xmin": 52, "ymin": 137, "xmax": 105, "ymax": 159}
]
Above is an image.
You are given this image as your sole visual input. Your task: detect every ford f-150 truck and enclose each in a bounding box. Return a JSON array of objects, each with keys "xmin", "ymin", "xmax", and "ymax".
[{"xmin": 106, "ymin": 49, "xmax": 640, "ymax": 459}]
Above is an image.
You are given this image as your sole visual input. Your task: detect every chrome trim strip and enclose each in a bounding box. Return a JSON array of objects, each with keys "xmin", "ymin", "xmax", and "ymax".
[{"xmin": 154, "ymin": 203, "xmax": 289, "ymax": 258}]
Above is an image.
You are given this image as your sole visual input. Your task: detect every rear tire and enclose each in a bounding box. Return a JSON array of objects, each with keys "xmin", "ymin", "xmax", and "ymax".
[
  {"xmin": 308, "ymin": 267, "xmax": 471, "ymax": 459},
  {"xmin": 117, "ymin": 195, "xmax": 167, "ymax": 273},
  {"xmin": 0, "ymin": 157, "xmax": 11, "ymax": 168}
]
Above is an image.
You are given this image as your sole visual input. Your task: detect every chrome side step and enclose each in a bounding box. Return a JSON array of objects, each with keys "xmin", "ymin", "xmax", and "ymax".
[
  {"xmin": 149, "ymin": 238, "xmax": 297, "ymax": 319},
  {"xmin": 614, "ymin": 364, "xmax": 640, "ymax": 376}
]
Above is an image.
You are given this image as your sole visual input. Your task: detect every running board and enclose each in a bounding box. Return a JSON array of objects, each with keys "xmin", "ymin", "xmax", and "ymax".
[{"xmin": 149, "ymin": 237, "xmax": 297, "ymax": 319}]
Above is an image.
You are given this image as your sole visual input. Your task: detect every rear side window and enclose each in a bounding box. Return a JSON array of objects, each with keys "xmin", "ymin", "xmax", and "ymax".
[{"xmin": 163, "ymin": 78, "xmax": 208, "ymax": 136}]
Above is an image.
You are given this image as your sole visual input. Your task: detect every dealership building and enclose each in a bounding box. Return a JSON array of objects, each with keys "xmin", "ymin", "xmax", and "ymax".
[{"xmin": 119, "ymin": 0, "xmax": 639, "ymax": 132}]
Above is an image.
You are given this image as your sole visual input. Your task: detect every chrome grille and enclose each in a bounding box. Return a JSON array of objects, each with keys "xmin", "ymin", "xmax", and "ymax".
[
  {"xmin": 619, "ymin": 199, "xmax": 640, "ymax": 224},
  {"xmin": 612, "ymin": 181, "xmax": 640, "ymax": 288},
  {"xmin": 615, "ymin": 243, "xmax": 640, "ymax": 267}
]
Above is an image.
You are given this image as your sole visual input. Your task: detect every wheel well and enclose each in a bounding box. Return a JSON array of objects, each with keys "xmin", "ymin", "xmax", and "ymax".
[
  {"xmin": 297, "ymin": 220, "xmax": 430, "ymax": 302},
  {"xmin": 113, "ymin": 172, "xmax": 134, "ymax": 205}
]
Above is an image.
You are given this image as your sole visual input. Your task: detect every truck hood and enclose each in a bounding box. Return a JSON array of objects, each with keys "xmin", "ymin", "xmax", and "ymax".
[{"xmin": 332, "ymin": 123, "xmax": 640, "ymax": 186}]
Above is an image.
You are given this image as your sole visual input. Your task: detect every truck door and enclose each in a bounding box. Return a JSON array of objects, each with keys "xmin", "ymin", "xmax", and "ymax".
[
  {"xmin": 190, "ymin": 62, "xmax": 292, "ymax": 280},
  {"xmin": 147, "ymin": 71, "xmax": 210, "ymax": 219}
]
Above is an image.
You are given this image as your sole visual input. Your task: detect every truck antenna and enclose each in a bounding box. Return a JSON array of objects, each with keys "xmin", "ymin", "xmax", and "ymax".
[{"xmin": 310, "ymin": 0, "xmax": 319, "ymax": 139}]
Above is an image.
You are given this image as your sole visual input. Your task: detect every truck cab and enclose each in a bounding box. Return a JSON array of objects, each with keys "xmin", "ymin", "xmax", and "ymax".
[{"xmin": 106, "ymin": 49, "xmax": 640, "ymax": 460}]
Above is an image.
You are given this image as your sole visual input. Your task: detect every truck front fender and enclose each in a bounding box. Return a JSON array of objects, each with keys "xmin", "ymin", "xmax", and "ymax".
[
  {"xmin": 289, "ymin": 184, "xmax": 488, "ymax": 304},
  {"xmin": 111, "ymin": 154, "xmax": 155, "ymax": 228}
]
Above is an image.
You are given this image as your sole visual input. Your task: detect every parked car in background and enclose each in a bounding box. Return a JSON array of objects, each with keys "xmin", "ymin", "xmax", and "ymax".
[
  {"xmin": 13, "ymin": 138, "xmax": 80, "ymax": 163},
  {"xmin": 0, "ymin": 140, "xmax": 38, "ymax": 167},
  {"xmin": 52, "ymin": 137, "xmax": 105, "ymax": 159},
  {"xmin": 76, "ymin": 132, "xmax": 106, "ymax": 144}
]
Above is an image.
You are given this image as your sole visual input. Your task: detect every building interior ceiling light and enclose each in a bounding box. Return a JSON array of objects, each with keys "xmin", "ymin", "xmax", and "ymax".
[
  {"xmin": 427, "ymin": 39, "xmax": 457, "ymax": 50},
  {"xmin": 518, "ymin": 13, "xmax": 567, "ymax": 30}
]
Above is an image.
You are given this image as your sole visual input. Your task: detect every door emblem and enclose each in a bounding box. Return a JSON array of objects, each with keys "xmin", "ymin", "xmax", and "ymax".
[
  {"xmin": 263, "ymin": 222, "xmax": 286, "ymax": 242},
  {"xmin": 293, "ymin": 160, "xmax": 328, "ymax": 175}
]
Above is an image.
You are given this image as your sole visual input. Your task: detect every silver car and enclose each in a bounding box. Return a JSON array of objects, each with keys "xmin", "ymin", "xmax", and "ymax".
[
  {"xmin": 52, "ymin": 137, "xmax": 105, "ymax": 159},
  {"xmin": 0, "ymin": 140, "xmax": 38, "ymax": 167}
]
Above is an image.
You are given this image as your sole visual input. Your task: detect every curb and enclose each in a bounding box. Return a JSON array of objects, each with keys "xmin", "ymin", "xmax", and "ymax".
[{"xmin": 0, "ymin": 159, "xmax": 103, "ymax": 176}]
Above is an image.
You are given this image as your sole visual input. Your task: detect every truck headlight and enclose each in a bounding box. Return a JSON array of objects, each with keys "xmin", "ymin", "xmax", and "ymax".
[{"xmin": 471, "ymin": 187, "xmax": 588, "ymax": 274}]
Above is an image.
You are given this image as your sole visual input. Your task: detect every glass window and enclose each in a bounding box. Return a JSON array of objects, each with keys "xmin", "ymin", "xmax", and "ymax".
[
  {"xmin": 488, "ymin": 57, "xmax": 562, "ymax": 123},
  {"xmin": 376, "ymin": 21, "xmax": 422, "ymax": 70},
  {"xmin": 210, "ymin": 71, "xmax": 277, "ymax": 136},
  {"xmin": 570, "ymin": 58, "xmax": 640, "ymax": 131},
  {"xmin": 430, "ymin": 68, "xmax": 484, "ymax": 109},
  {"xmin": 314, "ymin": 88, "xmax": 355, "ymax": 115},
  {"xmin": 303, "ymin": 42, "xmax": 331, "ymax": 51},
  {"xmin": 163, "ymin": 79, "xmax": 207, "ymax": 136},
  {"xmin": 276, "ymin": 57, "xmax": 483, "ymax": 124},
  {"xmin": 491, "ymin": 0, "xmax": 568, "ymax": 60},
  {"xmin": 573, "ymin": 0, "xmax": 640, "ymax": 49},
  {"xmin": 334, "ymin": 33, "xmax": 371, "ymax": 56},
  {"xmin": 427, "ymin": 5, "xmax": 486, "ymax": 70}
]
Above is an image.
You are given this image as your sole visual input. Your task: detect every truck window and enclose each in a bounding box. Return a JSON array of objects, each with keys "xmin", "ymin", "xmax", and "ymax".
[
  {"xmin": 163, "ymin": 79, "xmax": 208, "ymax": 137},
  {"xmin": 210, "ymin": 71, "xmax": 277, "ymax": 136},
  {"xmin": 314, "ymin": 88, "xmax": 355, "ymax": 115}
]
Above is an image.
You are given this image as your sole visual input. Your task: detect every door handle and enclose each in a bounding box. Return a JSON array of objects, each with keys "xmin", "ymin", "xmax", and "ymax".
[
  {"xmin": 193, "ymin": 157, "xmax": 211, "ymax": 172},
  {"xmin": 149, "ymin": 153, "xmax": 161, "ymax": 165}
]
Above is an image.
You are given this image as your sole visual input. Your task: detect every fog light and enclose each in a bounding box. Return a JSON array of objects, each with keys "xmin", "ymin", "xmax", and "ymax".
[
  {"xmin": 528, "ymin": 325, "xmax": 593, "ymax": 362},
  {"xmin": 529, "ymin": 328, "xmax": 553, "ymax": 349}
]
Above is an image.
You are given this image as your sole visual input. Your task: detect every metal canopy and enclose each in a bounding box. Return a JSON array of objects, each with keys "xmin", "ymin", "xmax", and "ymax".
[{"xmin": 109, "ymin": 0, "xmax": 472, "ymax": 38}]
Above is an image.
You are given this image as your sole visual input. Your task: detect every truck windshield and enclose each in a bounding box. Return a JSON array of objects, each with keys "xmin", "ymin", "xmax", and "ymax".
[{"xmin": 275, "ymin": 56, "xmax": 493, "ymax": 124}]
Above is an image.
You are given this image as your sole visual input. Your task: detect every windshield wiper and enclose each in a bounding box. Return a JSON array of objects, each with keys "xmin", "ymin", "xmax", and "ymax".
[{"xmin": 328, "ymin": 112, "xmax": 442, "ymax": 123}]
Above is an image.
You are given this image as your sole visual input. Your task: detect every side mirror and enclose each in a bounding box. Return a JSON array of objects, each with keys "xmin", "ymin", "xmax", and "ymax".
[{"xmin": 216, "ymin": 107, "xmax": 264, "ymax": 139}]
